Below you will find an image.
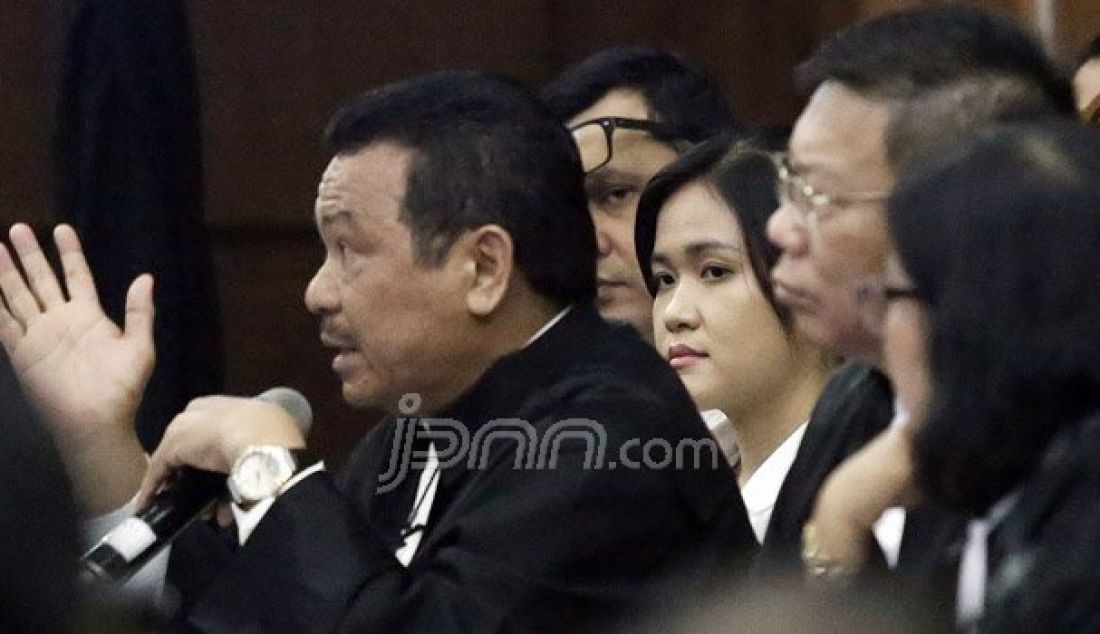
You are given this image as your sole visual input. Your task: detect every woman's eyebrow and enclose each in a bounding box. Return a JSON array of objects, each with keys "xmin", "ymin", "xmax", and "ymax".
[
  {"xmin": 651, "ymin": 241, "xmax": 741, "ymax": 266},
  {"xmin": 683, "ymin": 240, "xmax": 741, "ymax": 258}
]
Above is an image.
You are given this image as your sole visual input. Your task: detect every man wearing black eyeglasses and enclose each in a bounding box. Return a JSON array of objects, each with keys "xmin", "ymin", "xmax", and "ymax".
[{"xmin": 543, "ymin": 48, "xmax": 740, "ymax": 342}]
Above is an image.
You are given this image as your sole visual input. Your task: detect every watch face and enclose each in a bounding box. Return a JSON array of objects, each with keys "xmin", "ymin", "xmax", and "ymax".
[{"xmin": 233, "ymin": 449, "xmax": 294, "ymax": 501}]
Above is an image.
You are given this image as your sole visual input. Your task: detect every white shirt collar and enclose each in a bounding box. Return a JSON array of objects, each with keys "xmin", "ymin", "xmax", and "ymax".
[
  {"xmin": 892, "ymin": 398, "xmax": 910, "ymax": 428},
  {"xmin": 740, "ymin": 421, "xmax": 808, "ymax": 543},
  {"xmin": 956, "ymin": 490, "xmax": 1021, "ymax": 627},
  {"xmin": 703, "ymin": 411, "xmax": 837, "ymax": 544},
  {"xmin": 700, "ymin": 408, "xmax": 728, "ymax": 433},
  {"xmin": 700, "ymin": 409, "xmax": 738, "ymax": 464},
  {"xmin": 524, "ymin": 304, "xmax": 573, "ymax": 348}
]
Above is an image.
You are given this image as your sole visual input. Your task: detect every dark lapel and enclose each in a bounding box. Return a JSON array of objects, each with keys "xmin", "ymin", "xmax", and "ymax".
[
  {"xmin": 335, "ymin": 304, "xmax": 609, "ymax": 546},
  {"xmin": 757, "ymin": 363, "xmax": 895, "ymax": 572}
]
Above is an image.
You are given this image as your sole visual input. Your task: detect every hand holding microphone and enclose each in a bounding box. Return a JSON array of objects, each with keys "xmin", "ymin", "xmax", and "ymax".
[
  {"xmin": 137, "ymin": 388, "xmax": 312, "ymax": 507},
  {"xmin": 81, "ymin": 387, "xmax": 313, "ymax": 583}
]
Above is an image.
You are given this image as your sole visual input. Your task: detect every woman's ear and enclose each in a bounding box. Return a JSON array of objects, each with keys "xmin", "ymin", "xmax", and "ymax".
[{"xmin": 460, "ymin": 225, "xmax": 514, "ymax": 317}]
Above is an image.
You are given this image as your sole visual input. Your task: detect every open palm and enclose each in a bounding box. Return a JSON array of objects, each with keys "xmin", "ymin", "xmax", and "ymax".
[{"xmin": 0, "ymin": 224, "xmax": 154, "ymax": 445}]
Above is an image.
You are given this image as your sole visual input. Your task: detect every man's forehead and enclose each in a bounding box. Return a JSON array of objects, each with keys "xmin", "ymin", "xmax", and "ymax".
[
  {"xmin": 789, "ymin": 82, "xmax": 893, "ymax": 183},
  {"xmin": 569, "ymin": 91, "xmax": 680, "ymax": 177},
  {"xmin": 608, "ymin": 130, "xmax": 678, "ymax": 164},
  {"xmin": 566, "ymin": 88, "xmax": 651, "ymax": 127},
  {"xmin": 316, "ymin": 143, "xmax": 412, "ymax": 207},
  {"xmin": 314, "ymin": 141, "xmax": 413, "ymax": 224},
  {"xmin": 317, "ymin": 155, "xmax": 350, "ymax": 193}
]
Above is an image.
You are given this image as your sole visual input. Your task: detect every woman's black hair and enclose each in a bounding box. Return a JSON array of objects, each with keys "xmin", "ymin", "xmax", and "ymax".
[
  {"xmin": 888, "ymin": 119, "xmax": 1100, "ymax": 514},
  {"xmin": 634, "ymin": 130, "xmax": 791, "ymax": 331}
]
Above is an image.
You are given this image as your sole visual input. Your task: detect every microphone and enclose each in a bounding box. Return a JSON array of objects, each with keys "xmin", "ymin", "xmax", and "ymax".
[{"xmin": 79, "ymin": 387, "xmax": 313, "ymax": 584}]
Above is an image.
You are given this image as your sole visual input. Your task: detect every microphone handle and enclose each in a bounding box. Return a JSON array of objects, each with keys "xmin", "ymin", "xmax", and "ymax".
[{"xmin": 80, "ymin": 467, "xmax": 226, "ymax": 584}]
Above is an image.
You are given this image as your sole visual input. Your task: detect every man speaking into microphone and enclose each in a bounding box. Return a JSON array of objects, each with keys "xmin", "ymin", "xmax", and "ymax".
[{"xmin": 0, "ymin": 71, "xmax": 755, "ymax": 632}]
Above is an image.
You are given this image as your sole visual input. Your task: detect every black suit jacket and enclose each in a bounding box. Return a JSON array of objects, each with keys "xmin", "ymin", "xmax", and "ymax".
[
  {"xmin": 756, "ymin": 363, "xmax": 895, "ymax": 576},
  {"xmin": 755, "ymin": 363, "xmax": 966, "ymax": 628},
  {"xmin": 184, "ymin": 305, "xmax": 756, "ymax": 632}
]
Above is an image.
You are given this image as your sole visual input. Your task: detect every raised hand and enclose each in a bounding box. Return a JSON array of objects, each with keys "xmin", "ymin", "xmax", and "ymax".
[{"xmin": 0, "ymin": 223, "xmax": 154, "ymax": 512}]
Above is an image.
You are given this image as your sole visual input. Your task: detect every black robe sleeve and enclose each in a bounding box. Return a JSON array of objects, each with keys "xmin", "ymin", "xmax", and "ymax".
[{"xmin": 185, "ymin": 387, "xmax": 754, "ymax": 633}]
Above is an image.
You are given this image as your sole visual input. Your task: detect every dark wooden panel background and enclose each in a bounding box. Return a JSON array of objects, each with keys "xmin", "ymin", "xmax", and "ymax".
[{"xmin": 1, "ymin": 0, "xmax": 1095, "ymax": 466}]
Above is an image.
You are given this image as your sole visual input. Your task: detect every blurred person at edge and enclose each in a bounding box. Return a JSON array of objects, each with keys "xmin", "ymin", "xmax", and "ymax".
[{"xmin": 813, "ymin": 120, "xmax": 1100, "ymax": 631}]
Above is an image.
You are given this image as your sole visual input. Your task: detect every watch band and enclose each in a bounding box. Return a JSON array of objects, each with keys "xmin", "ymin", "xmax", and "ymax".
[{"xmin": 229, "ymin": 446, "xmax": 318, "ymax": 508}]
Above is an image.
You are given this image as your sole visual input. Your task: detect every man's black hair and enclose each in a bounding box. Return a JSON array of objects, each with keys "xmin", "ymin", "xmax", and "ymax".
[
  {"xmin": 796, "ymin": 6, "xmax": 1075, "ymax": 115},
  {"xmin": 796, "ymin": 6, "xmax": 1075, "ymax": 172},
  {"xmin": 886, "ymin": 74, "xmax": 1074, "ymax": 170},
  {"xmin": 542, "ymin": 47, "xmax": 740, "ymax": 142},
  {"xmin": 325, "ymin": 70, "xmax": 597, "ymax": 305}
]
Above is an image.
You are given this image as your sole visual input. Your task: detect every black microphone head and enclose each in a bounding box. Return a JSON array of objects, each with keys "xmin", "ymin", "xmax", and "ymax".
[{"xmin": 256, "ymin": 387, "xmax": 313, "ymax": 437}]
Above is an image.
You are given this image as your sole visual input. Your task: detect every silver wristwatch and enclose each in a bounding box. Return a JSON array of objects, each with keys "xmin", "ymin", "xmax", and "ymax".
[{"xmin": 227, "ymin": 446, "xmax": 302, "ymax": 508}]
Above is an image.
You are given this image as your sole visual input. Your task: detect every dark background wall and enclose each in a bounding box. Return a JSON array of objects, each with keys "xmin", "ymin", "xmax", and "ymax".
[{"xmin": 2, "ymin": 0, "xmax": 1096, "ymax": 466}]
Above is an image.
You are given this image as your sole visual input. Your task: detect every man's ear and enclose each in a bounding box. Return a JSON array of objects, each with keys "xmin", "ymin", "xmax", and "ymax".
[{"xmin": 459, "ymin": 225, "xmax": 514, "ymax": 317}]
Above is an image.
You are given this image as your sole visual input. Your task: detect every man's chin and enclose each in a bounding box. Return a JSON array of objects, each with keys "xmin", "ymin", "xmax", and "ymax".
[
  {"xmin": 792, "ymin": 311, "xmax": 880, "ymax": 362},
  {"xmin": 596, "ymin": 302, "xmax": 653, "ymax": 342},
  {"xmin": 790, "ymin": 310, "xmax": 839, "ymax": 353},
  {"xmin": 341, "ymin": 383, "xmax": 380, "ymax": 410}
]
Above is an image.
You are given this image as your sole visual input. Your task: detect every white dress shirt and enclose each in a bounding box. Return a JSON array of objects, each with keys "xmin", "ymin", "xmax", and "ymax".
[
  {"xmin": 956, "ymin": 492, "xmax": 1019, "ymax": 628},
  {"xmin": 702, "ymin": 409, "xmax": 809, "ymax": 544},
  {"xmin": 740, "ymin": 421, "xmax": 809, "ymax": 543},
  {"xmin": 393, "ymin": 439, "xmax": 439, "ymax": 566},
  {"xmin": 700, "ymin": 409, "xmax": 737, "ymax": 464},
  {"xmin": 704, "ymin": 402, "xmax": 908, "ymax": 561},
  {"xmin": 870, "ymin": 401, "xmax": 911, "ymax": 569}
]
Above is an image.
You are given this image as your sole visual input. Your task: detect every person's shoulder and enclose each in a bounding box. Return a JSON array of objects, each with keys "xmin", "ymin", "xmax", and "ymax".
[
  {"xmin": 576, "ymin": 317, "xmax": 688, "ymax": 390},
  {"xmin": 820, "ymin": 362, "xmax": 893, "ymax": 405},
  {"xmin": 780, "ymin": 363, "xmax": 895, "ymax": 511},
  {"xmin": 534, "ymin": 325, "xmax": 700, "ymax": 437},
  {"xmin": 986, "ymin": 415, "xmax": 1100, "ymax": 631},
  {"xmin": 495, "ymin": 307, "xmax": 711, "ymax": 454},
  {"xmin": 806, "ymin": 362, "xmax": 894, "ymax": 438}
]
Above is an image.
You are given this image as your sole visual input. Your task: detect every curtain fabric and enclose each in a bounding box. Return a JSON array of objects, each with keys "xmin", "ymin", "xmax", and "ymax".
[{"xmin": 55, "ymin": 0, "xmax": 222, "ymax": 451}]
